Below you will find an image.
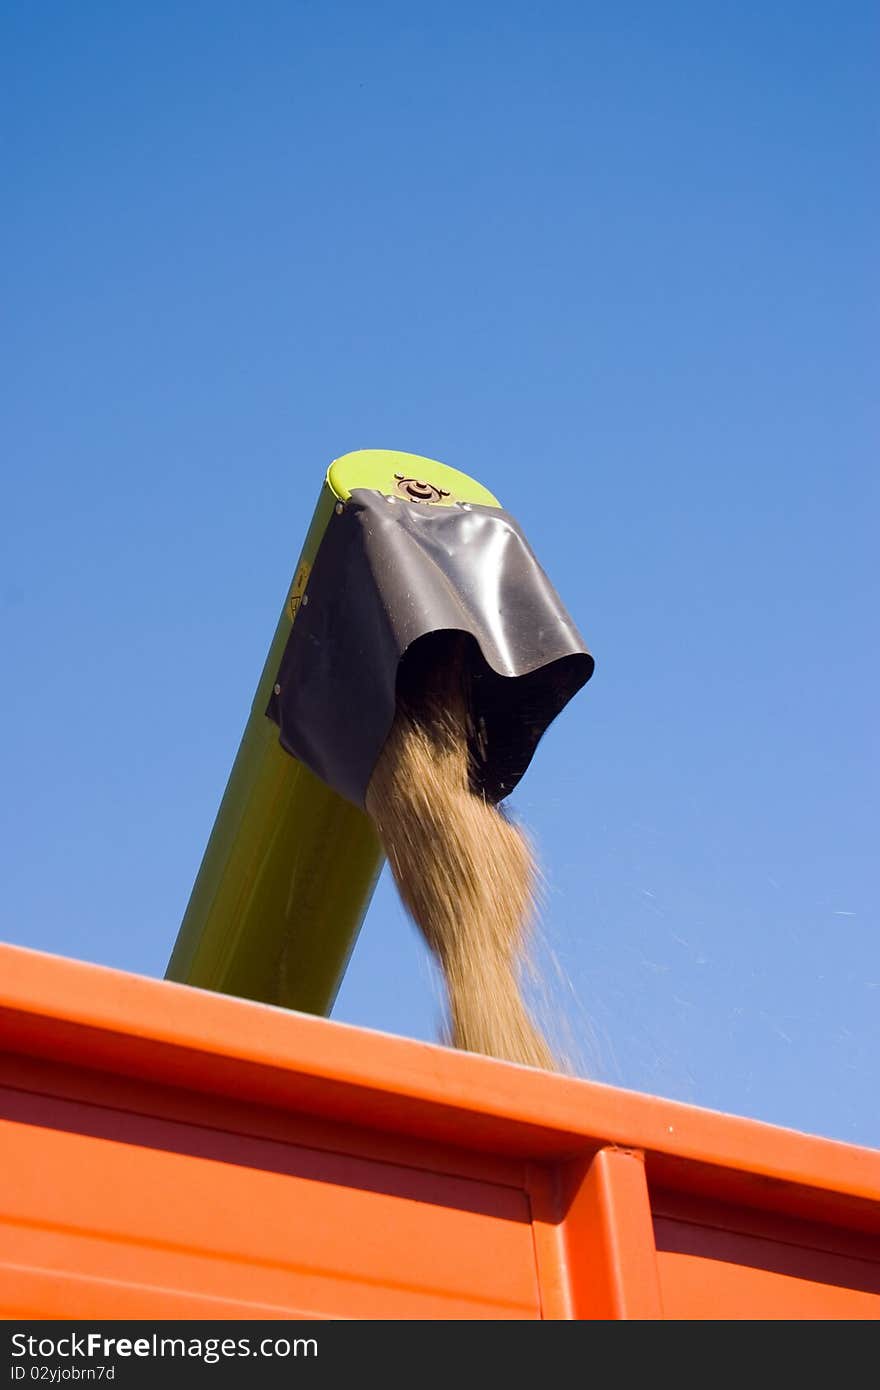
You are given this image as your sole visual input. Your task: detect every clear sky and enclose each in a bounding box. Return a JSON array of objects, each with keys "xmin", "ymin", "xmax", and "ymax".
[{"xmin": 2, "ymin": 2, "xmax": 877, "ymax": 1148}]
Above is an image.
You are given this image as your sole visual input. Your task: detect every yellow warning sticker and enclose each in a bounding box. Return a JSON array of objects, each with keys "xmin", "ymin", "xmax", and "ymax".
[{"xmin": 288, "ymin": 561, "xmax": 311, "ymax": 621}]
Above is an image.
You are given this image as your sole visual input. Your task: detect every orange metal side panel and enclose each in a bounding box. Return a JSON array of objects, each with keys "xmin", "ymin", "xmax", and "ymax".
[
  {"xmin": 652, "ymin": 1195, "xmax": 880, "ymax": 1320},
  {"xmin": 1, "ymin": 943, "xmax": 879, "ymax": 1320},
  {"xmin": 0, "ymin": 1086, "xmax": 538, "ymax": 1321},
  {"xmin": 655, "ymin": 1251, "xmax": 880, "ymax": 1321}
]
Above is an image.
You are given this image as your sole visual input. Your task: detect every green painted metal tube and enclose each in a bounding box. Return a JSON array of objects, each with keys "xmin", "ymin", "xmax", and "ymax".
[{"xmin": 165, "ymin": 449, "xmax": 500, "ymax": 1015}]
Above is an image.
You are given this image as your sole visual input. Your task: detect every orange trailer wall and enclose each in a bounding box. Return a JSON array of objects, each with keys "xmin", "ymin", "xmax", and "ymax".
[{"xmin": 1, "ymin": 943, "xmax": 878, "ymax": 1320}]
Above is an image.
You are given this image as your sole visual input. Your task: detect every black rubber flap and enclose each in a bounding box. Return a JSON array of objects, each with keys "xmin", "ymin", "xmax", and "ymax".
[{"xmin": 266, "ymin": 489, "xmax": 594, "ymax": 808}]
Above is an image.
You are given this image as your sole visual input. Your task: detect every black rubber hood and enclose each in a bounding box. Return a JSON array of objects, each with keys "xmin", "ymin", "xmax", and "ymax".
[{"xmin": 266, "ymin": 489, "xmax": 594, "ymax": 808}]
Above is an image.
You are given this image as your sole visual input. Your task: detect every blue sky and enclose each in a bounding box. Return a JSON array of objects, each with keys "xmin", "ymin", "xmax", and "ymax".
[{"xmin": 2, "ymin": 2, "xmax": 877, "ymax": 1148}]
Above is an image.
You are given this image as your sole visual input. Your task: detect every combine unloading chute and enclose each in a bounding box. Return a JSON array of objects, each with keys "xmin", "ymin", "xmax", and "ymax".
[{"xmin": 166, "ymin": 449, "xmax": 593, "ymax": 1015}]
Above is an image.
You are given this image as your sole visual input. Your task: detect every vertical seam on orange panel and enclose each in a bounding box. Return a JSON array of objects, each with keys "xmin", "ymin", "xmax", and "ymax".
[{"xmin": 525, "ymin": 1159, "xmax": 575, "ymax": 1320}]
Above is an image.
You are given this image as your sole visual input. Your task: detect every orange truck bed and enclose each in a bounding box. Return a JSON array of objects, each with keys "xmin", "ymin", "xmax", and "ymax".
[{"xmin": 0, "ymin": 941, "xmax": 877, "ymax": 1320}]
